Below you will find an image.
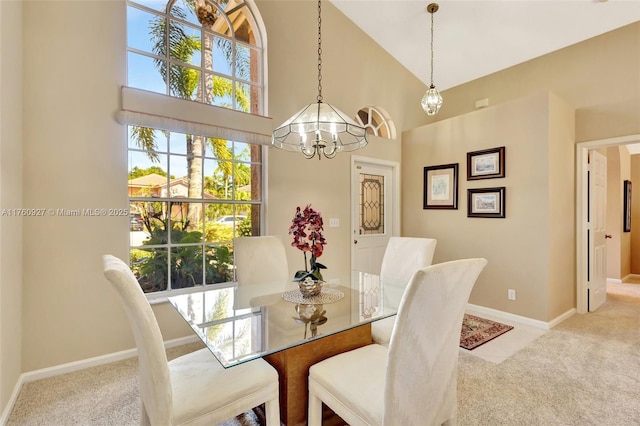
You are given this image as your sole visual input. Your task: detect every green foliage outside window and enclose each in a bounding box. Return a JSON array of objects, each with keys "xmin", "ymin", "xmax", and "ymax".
[{"xmin": 131, "ymin": 218, "xmax": 234, "ymax": 292}]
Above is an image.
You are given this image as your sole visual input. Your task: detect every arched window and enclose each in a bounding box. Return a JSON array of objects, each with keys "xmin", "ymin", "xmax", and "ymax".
[
  {"xmin": 355, "ymin": 106, "xmax": 396, "ymax": 140},
  {"xmin": 127, "ymin": 0, "xmax": 263, "ymax": 113},
  {"xmin": 125, "ymin": 0, "xmax": 268, "ymax": 295}
]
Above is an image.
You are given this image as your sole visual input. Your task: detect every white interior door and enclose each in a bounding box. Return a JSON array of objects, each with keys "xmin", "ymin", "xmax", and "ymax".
[
  {"xmin": 351, "ymin": 159, "xmax": 396, "ymax": 275},
  {"xmin": 588, "ymin": 149, "xmax": 607, "ymax": 311}
]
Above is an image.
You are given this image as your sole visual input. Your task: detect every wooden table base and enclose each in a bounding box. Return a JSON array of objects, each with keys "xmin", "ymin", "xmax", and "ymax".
[{"xmin": 264, "ymin": 323, "xmax": 372, "ymax": 426}]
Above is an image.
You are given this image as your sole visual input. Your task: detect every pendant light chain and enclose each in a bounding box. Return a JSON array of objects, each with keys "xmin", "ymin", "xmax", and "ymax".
[
  {"xmin": 421, "ymin": 3, "xmax": 443, "ymax": 116},
  {"xmin": 430, "ymin": 9, "xmax": 435, "ymax": 86},
  {"xmin": 317, "ymin": 0, "xmax": 323, "ymax": 103}
]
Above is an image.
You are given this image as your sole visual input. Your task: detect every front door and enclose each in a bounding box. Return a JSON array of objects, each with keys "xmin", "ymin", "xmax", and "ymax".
[
  {"xmin": 588, "ymin": 149, "xmax": 607, "ymax": 311},
  {"xmin": 350, "ymin": 159, "xmax": 395, "ymax": 275}
]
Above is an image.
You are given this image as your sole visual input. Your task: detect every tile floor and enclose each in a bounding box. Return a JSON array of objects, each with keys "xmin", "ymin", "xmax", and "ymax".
[{"xmin": 460, "ymin": 310, "xmax": 546, "ymax": 364}]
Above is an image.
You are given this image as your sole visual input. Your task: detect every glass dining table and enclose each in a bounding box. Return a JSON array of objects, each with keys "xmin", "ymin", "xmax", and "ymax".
[{"xmin": 168, "ymin": 271, "xmax": 399, "ymax": 426}]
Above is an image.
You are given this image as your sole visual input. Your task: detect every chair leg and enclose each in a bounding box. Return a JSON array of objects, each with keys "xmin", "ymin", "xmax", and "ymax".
[
  {"xmin": 308, "ymin": 392, "xmax": 323, "ymax": 426},
  {"xmin": 265, "ymin": 397, "xmax": 281, "ymax": 426}
]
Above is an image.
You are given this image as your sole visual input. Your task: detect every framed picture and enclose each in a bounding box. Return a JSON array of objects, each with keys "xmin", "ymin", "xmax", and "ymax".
[
  {"xmin": 467, "ymin": 187, "xmax": 506, "ymax": 218},
  {"xmin": 624, "ymin": 180, "xmax": 632, "ymax": 232},
  {"xmin": 423, "ymin": 163, "xmax": 458, "ymax": 209},
  {"xmin": 467, "ymin": 146, "xmax": 505, "ymax": 180}
]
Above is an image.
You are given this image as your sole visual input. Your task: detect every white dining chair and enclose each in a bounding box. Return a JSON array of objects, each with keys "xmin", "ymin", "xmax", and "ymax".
[
  {"xmin": 308, "ymin": 258, "xmax": 487, "ymax": 426},
  {"xmin": 102, "ymin": 255, "xmax": 280, "ymax": 426},
  {"xmin": 371, "ymin": 237, "xmax": 437, "ymax": 346},
  {"xmin": 233, "ymin": 235, "xmax": 290, "ymax": 309}
]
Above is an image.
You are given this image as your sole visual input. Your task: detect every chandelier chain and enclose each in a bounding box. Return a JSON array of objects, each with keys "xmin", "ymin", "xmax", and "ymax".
[
  {"xmin": 317, "ymin": 0, "xmax": 323, "ymax": 103},
  {"xmin": 430, "ymin": 9, "xmax": 434, "ymax": 86},
  {"xmin": 270, "ymin": 0, "xmax": 368, "ymax": 158}
]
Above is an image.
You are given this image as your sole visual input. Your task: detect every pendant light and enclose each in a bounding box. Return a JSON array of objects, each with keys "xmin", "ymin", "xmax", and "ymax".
[
  {"xmin": 421, "ymin": 3, "xmax": 443, "ymax": 116},
  {"xmin": 272, "ymin": 0, "xmax": 368, "ymax": 160}
]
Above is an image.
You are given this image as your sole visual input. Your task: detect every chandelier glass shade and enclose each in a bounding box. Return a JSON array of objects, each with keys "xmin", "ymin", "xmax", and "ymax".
[
  {"xmin": 272, "ymin": 102, "xmax": 368, "ymax": 159},
  {"xmin": 271, "ymin": 0, "xmax": 368, "ymax": 159},
  {"xmin": 422, "ymin": 3, "xmax": 443, "ymax": 116},
  {"xmin": 421, "ymin": 84, "xmax": 443, "ymax": 116}
]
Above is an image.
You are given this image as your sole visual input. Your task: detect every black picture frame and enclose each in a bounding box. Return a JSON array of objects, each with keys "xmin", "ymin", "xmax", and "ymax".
[
  {"xmin": 467, "ymin": 146, "xmax": 505, "ymax": 180},
  {"xmin": 624, "ymin": 180, "xmax": 632, "ymax": 232},
  {"xmin": 423, "ymin": 163, "xmax": 459, "ymax": 210},
  {"xmin": 467, "ymin": 187, "xmax": 506, "ymax": 218}
]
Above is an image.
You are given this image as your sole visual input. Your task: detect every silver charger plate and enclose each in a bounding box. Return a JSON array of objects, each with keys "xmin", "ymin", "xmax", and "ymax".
[{"xmin": 282, "ymin": 287, "xmax": 345, "ymax": 304}]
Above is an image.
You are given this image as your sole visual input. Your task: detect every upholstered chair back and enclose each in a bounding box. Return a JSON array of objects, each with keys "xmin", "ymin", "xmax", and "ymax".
[
  {"xmin": 384, "ymin": 258, "xmax": 487, "ymax": 425},
  {"xmin": 233, "ymin": 236, "xmax": 289, "ymax": 308},
  {"xmin": 372, "ymin": 237, "xmax": 437, "ymax": 345},
  {"xmin": 102, "ymin": 254, "xmax": 173, "ymax": 425},
  {"xmin": 380, "ymin": 237, "xmax": 437, "ymax": 309}
]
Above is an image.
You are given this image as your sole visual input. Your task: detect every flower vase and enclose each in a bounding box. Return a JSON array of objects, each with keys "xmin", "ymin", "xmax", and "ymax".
[{"xmin": 298, "ymin": 276, "xmax": 323, "ymax": 298}]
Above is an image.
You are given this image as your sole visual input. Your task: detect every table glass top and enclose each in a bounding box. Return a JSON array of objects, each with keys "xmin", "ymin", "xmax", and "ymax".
[{"xmin": 168, "ymin": 271, "xmax": 398, "ymax": 368}]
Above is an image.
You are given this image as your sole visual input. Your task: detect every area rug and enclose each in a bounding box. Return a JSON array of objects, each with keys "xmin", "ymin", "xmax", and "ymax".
[
  {"xmin": 217, "ymin": 405, "xmax": 264, "ymax": 426},
  {"xmin": 460, "ymin": 314, "xmax": 513, "ymax": 350}
]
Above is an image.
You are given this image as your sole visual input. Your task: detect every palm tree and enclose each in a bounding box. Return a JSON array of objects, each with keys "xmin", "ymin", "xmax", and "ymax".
[{"xmin": 131, "ymin": 1, "xmax": 251, "ymax": 230}]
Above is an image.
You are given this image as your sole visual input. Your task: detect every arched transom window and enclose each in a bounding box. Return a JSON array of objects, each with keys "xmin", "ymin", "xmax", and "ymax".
[
  {"xmin": 355, "ymin": 106, "xmax": 395, "ymax": 140},
  {"xmin": 127, "ymin": 0, "xmax": 263, "ymax": 114}
]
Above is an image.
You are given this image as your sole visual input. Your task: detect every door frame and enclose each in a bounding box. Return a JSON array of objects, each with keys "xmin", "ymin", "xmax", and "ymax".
[
  {"xmin": 576, "ymin": 134, "xmax": 640, "ymax": 313},
  {"xmin": 350, "ymin": 155, "xmax": 400, "ymax": 271}
]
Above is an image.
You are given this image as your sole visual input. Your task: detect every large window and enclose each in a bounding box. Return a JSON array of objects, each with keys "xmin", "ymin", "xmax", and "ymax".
[
  {"xmin": 126, "ymin": 0, "xmax": 266, "ymax": 294},
  {"xmin": 128, "ymin": 129, "xmax": 262, "ymax": 293}
]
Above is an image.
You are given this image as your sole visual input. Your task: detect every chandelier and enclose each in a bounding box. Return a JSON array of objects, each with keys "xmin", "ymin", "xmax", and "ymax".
[
  {"xmin": 421, "ymin": 3, "xmax": 443, "ymax": 116},
  {"xmin": 272, "ymin": 0, "xmax": 368, "ymax": 160}
]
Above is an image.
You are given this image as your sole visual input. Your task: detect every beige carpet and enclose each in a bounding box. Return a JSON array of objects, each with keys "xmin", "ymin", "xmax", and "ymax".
[
  {"xmin": 7, "ymin": 284, "xmax": 640, "ymax": 425},
  {"xmin": 457, "ymin": 283, "xmax": 640, "ymax": 425},
  {"xmin": 5, "ymin": 342, "xmax": 261, "ymax": 426}
]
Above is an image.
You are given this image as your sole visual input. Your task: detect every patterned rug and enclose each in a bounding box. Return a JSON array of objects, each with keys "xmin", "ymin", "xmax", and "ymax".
[
  {"xmin": 217, "ymin": 405, "xmax": 264, "ymax": 426},
  {"xmin": 460, "ymin": 314, "xmax": 514, "ymax": 350}
]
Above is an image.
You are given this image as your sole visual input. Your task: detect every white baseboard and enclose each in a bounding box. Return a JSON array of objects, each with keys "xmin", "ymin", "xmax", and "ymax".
[
  {"xmin": 0, "ymin": 335, "xmax": 198, "ymax": 424},
  {"xmin": 466, "ymin": 303, "xmax": 575, "ymax": 330},
  {"xmin": 608, "ymin": 277, "xmax": 623, "ymax": 284},
  {"xmin": 548, "ymin": 308, "xmax": 576, "ymax": 329},
  {"xmin": 622, "ymin": 274, "xmax": 640, "ymax": 283}
]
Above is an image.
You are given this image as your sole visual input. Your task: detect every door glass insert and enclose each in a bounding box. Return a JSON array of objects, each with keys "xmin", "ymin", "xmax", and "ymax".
[{"xmin": 359, "ymin": 173, "xmax": 384, "ymax": 235}]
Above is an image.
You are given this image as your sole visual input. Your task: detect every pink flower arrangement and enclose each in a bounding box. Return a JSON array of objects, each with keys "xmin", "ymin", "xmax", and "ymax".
[{"xmin": 289, "ymin": 204, "xmax": 327, "ymax": 282}]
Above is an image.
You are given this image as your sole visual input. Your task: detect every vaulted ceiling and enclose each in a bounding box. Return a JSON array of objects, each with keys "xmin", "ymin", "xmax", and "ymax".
[{"xmin": 331, "ymin": 0, "xmax": 640, "ymax": 91}]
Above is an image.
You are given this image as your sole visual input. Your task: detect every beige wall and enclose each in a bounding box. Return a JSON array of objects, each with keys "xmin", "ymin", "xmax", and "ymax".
[
  {"xmin": 546, "ymin": 94, "xmax": 576, "ymax": 320},
  {"xmin": 605, "ymin": 146, "xmax": 632, "ymax": 280},
  {"xmin": 428, "ymin": 22, "xmax": 640, "ymax": 144},
  {"xmin": 401, "ymin": 21, "xmax": 640, "ymax": 320},
  {"xmin": 631, "ymin": 156, "xmax": 640, "ymax": 273},
  {"xmin": 17, "ymin": 0, "xmax": 428, "ymax": 377},
  {"xmin": 402, "ymin": 92, "xmax": 575, "ymax": 322},
  {"xmin": 606, "ymin": 147, "xmax": 623, "ymax": 279},
  {"xmin": 21, "ymin": 0, "xmax": 134, "ymax": 371},
  {"xmin": 0, "ymin": 0, "xmax": 24, "ymax": 410},
  {"xmin": 620, "ymin": 149, "xmax": 632, "ymax": 278}
]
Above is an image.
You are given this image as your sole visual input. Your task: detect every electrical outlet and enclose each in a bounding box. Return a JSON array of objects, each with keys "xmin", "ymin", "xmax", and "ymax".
[
  {"xmin": 329, "ymin": 278, "xmax": 339, "ymax": 286},
  {"xmin": 508, "ymin": 289, "xmax": 516, "ymax": 301},
  {"xmin": 329, "ymin": 218, "xmax": 339, "ymax": 227}
]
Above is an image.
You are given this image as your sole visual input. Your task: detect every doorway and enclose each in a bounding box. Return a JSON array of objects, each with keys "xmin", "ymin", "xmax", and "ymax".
[
  {"xmin": 576, "ymin": 134, "xmax": 640, "ymax": 313},
  {"xmin": 350, "ymin": 156, "xmax": 400, "ymax": 275}
]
